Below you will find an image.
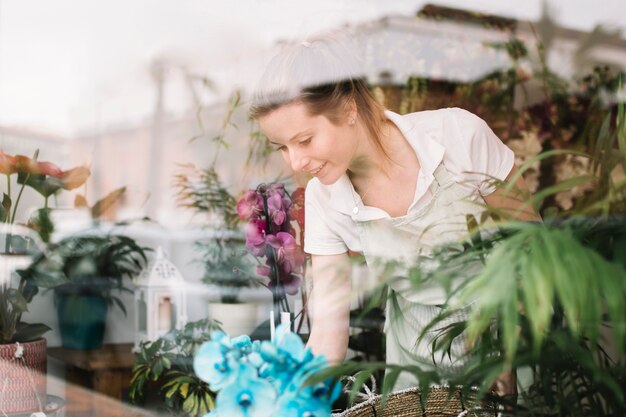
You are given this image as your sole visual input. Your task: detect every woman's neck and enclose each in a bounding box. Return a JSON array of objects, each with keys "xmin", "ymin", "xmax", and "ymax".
[{"xmin": 347, "ymin": 120, "xmax": 414, "ymax": 191}]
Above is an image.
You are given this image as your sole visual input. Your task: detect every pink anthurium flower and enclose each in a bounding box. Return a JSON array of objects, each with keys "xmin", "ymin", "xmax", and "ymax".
[
  {"xmin": 0, "ymin": 151, "xmax": 17, "ymax": 175},
  {"xmin": 36, "ymin": 161, "xmax": 64, "ymax": 178}
]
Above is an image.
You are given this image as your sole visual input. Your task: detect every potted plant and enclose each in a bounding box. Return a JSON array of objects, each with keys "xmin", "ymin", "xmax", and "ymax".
[
  {"xmin": 197, "ymin": 233, "xmax": 264, "ymax": 336},
  {"xmin": 237, "ymin": 184, "xmax": 306, "ymax": 320},
  {"xmin": 21, "ymin": 234, "xmax": 148, "ymax": 349},
  {"xmin": 0, "ymin": 149, "xmax": 89, "ymax": 414},
  {"xmin": 129, "ymin": 318, "xmax": 221, "ymax": 417}
]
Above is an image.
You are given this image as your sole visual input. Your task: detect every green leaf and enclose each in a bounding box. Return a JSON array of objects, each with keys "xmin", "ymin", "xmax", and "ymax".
[
  {"xmin": 17, "ymin": 172, "xmax": 63, "ymax": 198},
  {"xmin": 179, "ymin": 382, "xmax": 189, "ymax": 399},
  {"xmin": 111, "ymin": 296, "xmax": 127, "ymax": 316},
  {"xmin": 20, "ymin": 280, "xmax": 39, "ymax": 304},
  {"xmin": 1, "ymin": 193, "xmax": 11, "ymax": 222},
  {"xmin": 381, "ymin": 367, "xmax": 400, "ymax": 400},
  {"xmin": 348, "ymin": 371, "xmax": 374, "ymax": 404},
  {"xmin": 151, "ymin": 360, "xmax": 164, "ymax": 380},
  {"xmin": 7, "ymin": 288, "xmax": 28, "ymax": 313},
  {"xmin": 28, "ymin": 208, "xmax": 54, "ymax": 243},
  {"xmin": 13, "ymin": 322, "xmax": 51, "ymax": 341},
  {"xmin": 182, "ymin": 394, "xmax": 198, "ymax": 414},
  {"xmin": 163, "ymin": 380, "xmax": 180, "ymax": 399}
]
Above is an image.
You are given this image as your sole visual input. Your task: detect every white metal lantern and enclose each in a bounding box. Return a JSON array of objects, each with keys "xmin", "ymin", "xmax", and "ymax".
[{"xmin": 133, "ymin": 246, "xmax": 187, "ymax": 352}]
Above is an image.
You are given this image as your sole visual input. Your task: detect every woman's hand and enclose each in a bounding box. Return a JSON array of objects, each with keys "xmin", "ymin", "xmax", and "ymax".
[
  {"xmin": 306, "ymin": 253, "xmax": 353, "ymax": 364},
  {"xmin": 483, "ymin": 165, "xmax": 542, "ymax": 222}
]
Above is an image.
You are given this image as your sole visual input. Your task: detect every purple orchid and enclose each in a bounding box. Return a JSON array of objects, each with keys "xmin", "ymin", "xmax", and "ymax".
[
  {"xmin": 281, "ymin": 273, "xmax": 301, "ymax": 295},
  {"xmin": 238, "ymin": 183, "xmax": 306, "ymax": 316},
  {"xmin": 256, "ymin": 263, "xmax": 271, "ymax": 277},
  {"xmin": 236, "ymin": 190, "xmax": 264, "ymax": 220},
  {"xmin": 266, "ymin": 232, "xmax": 297, "ymax": 265},
  {"xmin": 245, "ymin": 219, "xmax": 267, "ymax": 256},
  {"xmin": 267, "ymin": 193, "xmax": 287, "ymax": 226},
  {"xmin": 268, "ymin": 183, "xmax": 286, "ymax": 197}
]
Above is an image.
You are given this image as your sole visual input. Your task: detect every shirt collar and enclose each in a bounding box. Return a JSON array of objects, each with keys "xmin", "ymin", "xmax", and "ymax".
[{"xmin": 328, "ymin": 110, "xmax": 445, "ymax": 221}]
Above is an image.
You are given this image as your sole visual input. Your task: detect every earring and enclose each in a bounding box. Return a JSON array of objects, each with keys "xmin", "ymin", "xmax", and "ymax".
[{"xmin": 349, "ymin": 118, "xmax": 356, "ymax": 126}]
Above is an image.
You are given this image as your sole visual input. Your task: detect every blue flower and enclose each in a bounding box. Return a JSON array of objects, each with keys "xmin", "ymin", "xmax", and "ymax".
[
  {"xmin": 194, "ymin": 331, "xmax": 242, "ymax": 390},
  {"xmin": 274, "ymin": 390, "xmax": 335, "ymax": 417},
  {"xmin": 275, "ymin": 329, "xmax": 309, "ymax": 363},
  {"xmin": 215, "ymin": 363, "xmax": 277, "ymax": 417},
  {"xmin": 278, "ymin": 354, "xmax": 341, "ymax": 417},
  {"xmin": 194, "ymin": 327, "xmax": 339, "ymax": 417},
  {"xmin": 232, "ymin": 334, "xmax": 253, "ymax": 353},
  {"xmin": 287, "ymin": 355, "xmax": 341, "ymax": 401}
]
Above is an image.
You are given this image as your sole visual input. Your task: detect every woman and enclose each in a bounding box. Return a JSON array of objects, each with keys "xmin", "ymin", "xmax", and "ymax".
[{"xmin": 250, "ymin": 36, "xmax": 538, "ymax": 391}]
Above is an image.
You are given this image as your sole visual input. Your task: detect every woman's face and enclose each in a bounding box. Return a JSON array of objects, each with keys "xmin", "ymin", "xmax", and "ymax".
[{"xmin": 258, "ymin": 101, "xmax": 358, "ymax": 185}]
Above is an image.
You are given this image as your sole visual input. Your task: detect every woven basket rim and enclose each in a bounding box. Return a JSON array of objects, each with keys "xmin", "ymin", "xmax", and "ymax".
[{"xmin": 331, "ymin": 385, "xmax": 488, "ymax": 417}]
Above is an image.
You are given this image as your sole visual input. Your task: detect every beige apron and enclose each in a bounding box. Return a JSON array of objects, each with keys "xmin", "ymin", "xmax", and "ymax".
[{"xmin": 355, "ymin": 162, "xmax": 488, "ymax": 390}]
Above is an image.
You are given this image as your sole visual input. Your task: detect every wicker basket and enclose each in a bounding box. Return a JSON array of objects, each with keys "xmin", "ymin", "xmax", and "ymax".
[{"xmin": 332, "ymin": 387, "xmax": 498, "ymax": 417}]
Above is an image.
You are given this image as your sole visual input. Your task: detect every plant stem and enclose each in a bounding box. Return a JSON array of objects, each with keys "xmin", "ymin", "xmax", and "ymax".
[
  {"xmin": 10, "ymin": 172, "xmax": 31, "ymax": 224},
  {"xmin": 260, "ymin": 187, "xmax": 282, "ymax": 322},
  {"xmin": 296, "ymin": 261, "xmax": 309, "ymax": 334}
]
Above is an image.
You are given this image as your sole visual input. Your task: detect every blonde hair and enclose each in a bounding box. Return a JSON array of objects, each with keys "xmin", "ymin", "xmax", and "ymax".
[{"xmin": 249, "ymin": 34, "xmax": 388, "ymax": 158}]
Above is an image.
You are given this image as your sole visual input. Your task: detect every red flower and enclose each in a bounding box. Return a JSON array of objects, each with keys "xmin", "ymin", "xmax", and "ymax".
[
  {"xmin": 13, "ymin": 155, "xmax": 39, "ymax": 174},
  {"xmin": 0, "ymin": 151, "xmax": 17, "ymax": 175},
  {"xmin": 0, "ymin": 151, "xmax": 71, "ymax": 179},
  {"xmin": 38, "ymin": 161, "xmax": 64, "ymax": 178},
  {"xmin": 289, "ymin": 187, "xmax": 305, "ymax": 227},
  {"xmin": 289, "ymin": 187, "xmax": 305, "ymax": 247}
]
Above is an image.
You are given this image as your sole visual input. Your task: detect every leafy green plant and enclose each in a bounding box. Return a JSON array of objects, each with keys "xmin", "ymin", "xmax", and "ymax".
[
  {"xmin": 130, "ymin": 319, "xmax": 221, "ymax": 417},
  {"xmin": 196, "ymin": 234, "xmax": 260, "ymax": 304},
  {"xmin": 173, "ymin": 165, "xmax": 239, "ymax": 230},
  {"xmin": 0, "ymin": 224, "xmax": 49, "ymax": 344},
  {"xmin": 426, "ymin": 217, "xmax": 626, "ymax": 416},
  {"xmin": 20, "ymin": 234, "xmax": 148, "ymax": 312}
]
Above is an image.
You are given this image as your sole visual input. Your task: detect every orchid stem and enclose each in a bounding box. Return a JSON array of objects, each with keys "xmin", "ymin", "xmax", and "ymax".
[{"xmin": 261, "ymin": 186, "xmax": 282, "ymax": 323}]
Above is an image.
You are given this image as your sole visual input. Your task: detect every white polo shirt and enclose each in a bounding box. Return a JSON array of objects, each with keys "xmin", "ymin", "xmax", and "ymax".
[{"xmin": 303, "ymin": 107, "xmax": 515, "ymax": 256}]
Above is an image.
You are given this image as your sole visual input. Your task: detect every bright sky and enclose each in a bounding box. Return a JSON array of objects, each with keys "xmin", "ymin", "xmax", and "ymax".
[{"xmin": 0, "ymin": 0, "xmax": 624, "ymax": 136}]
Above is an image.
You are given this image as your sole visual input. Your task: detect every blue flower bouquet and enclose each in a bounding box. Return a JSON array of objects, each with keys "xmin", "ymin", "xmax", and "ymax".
[{"xmin": 193, "ymin": 326, "xmax": 341, "ymax": 417}]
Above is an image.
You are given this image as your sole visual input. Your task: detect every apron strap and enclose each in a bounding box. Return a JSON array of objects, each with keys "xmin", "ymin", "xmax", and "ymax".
[{"xmin": 429, "ymin": 162, "xmax": 456, "ymax": 193}]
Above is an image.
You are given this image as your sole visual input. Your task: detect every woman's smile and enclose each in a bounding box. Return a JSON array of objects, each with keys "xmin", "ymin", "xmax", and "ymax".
[{"xmin": 309, "ymin": 162, "xmax": 327, "ymax": 176}]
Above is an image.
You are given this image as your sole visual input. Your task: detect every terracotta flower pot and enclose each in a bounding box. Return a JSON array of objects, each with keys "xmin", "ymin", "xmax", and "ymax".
[{"xmin": 0, "ymin": 338, "xmax": 47, "ymax": 414}]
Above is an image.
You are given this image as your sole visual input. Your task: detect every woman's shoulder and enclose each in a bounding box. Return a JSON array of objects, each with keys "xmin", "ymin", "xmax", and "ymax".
[
  {"xmin": 304, "ymin": 177, "xmax": 332, "ymax": 206},
  {"xmin": 400, "ymin": 107, "xmax": 481, "ymax": 125},
  {"xmin": 397, "ymin": 107, "xmax": 491, "ymax": 146}
]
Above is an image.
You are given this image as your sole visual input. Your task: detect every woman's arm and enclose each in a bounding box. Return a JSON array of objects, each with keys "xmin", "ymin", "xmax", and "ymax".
[
  {"xmin": 482, "ymin": 164, "xmax": 540, "ymax": 398},
  {"xmin": 483, "ymin": 165, "xmax": 542, "ymax": 222},
  {"xmin": 306, "ymin": 252, "xmax": 352, "ymax": 364}
]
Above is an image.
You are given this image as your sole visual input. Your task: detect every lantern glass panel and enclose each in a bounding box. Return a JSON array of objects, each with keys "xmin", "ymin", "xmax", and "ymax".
[{"xmin": 138, "ymin": 292, "xmax": 147, "ymax": 333}]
